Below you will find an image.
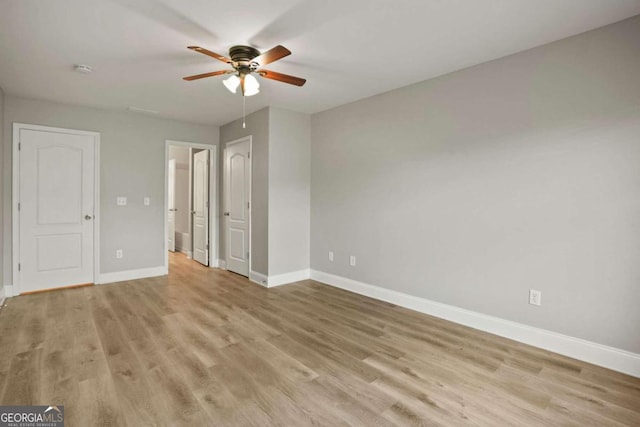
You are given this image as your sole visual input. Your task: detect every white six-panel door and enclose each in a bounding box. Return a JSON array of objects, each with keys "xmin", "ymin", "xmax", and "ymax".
[
  {"xmin": 17, "ymin": 126, "xmax": 96, "ymax": 293},
  {"xmin": 192, "ymin": 150, "xmax": 209, "ymax": 266},
  {"xmin": 224, "ymin": 138, "xmax": 251, "ymax": 277}
]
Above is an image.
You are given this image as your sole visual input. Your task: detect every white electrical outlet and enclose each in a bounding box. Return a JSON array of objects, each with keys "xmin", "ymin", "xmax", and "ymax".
[
  {"xmin": 349, "ymin": 255, "xmax": 356, "ymax": 266},
  {"xmin": 116, "ymin": 249, "xmax": 123, "ymax": 259},
  {"xmin": 328, "ymin": 251, "xmax": 334, "ymax": 262},
  {"xmin": 143, "ymin": 197, "xmax": 150, "ymax": 206},
  {"xmin": 529, "ymin": 289, "xmax": 541, "ymax": 306},
  {"xmin": 116, "ymin": 196, "xmax": 127, "ymax": 206}
]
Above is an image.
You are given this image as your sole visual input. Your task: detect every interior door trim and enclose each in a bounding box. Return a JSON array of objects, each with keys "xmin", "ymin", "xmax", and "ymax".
[
  {"xmin": 164, "ymin": 140, "xmax": 218, "ymax": 271},
  {"xmin": 12, "ymin": 123, "xmax": 101, "ymax": 295},
  {"xmin": 223, "ymin": 135, "xmax": 252, "ymax": 275}
]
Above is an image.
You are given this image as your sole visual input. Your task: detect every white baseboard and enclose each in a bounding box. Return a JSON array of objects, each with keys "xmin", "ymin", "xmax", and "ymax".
[
  {"xmin": 248, "ymin": 269, "xmax": 310, "ymax": 288},
  {"xmin": 3, "ymin": 285, "xmax": 15, "ymax": 298},
  {"xmin": 216, "ymin": 259, "xmax": 226, "ymax": 269},
  {"xmin": 249, "ymin": 270, "xmax": 268, "ymax": 287},
  {"xmin": 175, "ymin": 232, "xmax": 192, "ymax": 257},
  {"xmin": 268, "ymin": 269, "xmax": 310, "ymax": 288},
  {"xmin": 0, "ymin": 286, "xmax": 5, "ymax": 306},
  {"xmin": 310, "ymin": 269, "xmax": 640, "ymax": 378},
  {"xmin": 98, "ymin": 266, "xmax": 168, "ymax": 285}
]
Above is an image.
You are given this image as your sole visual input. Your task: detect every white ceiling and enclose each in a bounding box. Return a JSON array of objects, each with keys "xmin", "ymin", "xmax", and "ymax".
[{"xmin": 1, "ymin": 0, "xmax": 639, "ymax": 126}]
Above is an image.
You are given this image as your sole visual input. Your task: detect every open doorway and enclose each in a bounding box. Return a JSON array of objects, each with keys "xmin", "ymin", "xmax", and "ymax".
[{"xmin": 165, "ymin": 140, "xmax": 218, "ymax": 271}]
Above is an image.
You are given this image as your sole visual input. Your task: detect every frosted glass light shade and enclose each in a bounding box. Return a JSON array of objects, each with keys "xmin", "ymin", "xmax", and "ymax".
[
  {"xmin": 223, "ymin": 75, "xmax": 240, "ymax": 93},
  {"xmin": 243, "ymin": 74, "xmax": 260, "ymax": 96}
]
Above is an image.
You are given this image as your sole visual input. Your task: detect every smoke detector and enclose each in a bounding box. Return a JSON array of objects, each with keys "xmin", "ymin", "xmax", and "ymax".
[{"xmin": 74, "ymin": 64, "xmax": 93, "ymax": 74}]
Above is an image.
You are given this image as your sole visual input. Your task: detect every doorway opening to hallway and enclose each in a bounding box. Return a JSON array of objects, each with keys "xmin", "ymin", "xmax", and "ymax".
[{"xmin": 165, "ymin": 140, "xmax": 218, "ymax": 271}]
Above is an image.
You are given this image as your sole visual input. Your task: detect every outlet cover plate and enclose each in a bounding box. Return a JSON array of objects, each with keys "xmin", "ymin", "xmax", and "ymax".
[{"xmin": 529, "ymin": 289, "xmax": 541, "ymax": 306}]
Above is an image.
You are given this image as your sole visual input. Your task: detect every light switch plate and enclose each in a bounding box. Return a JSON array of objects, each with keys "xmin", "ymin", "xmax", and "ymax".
[{"xmin": 117, "ymin": 196, "xmax": 127, "ymax": 206}]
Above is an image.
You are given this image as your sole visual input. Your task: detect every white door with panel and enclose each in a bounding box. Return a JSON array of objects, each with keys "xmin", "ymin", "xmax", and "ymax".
[
  {"xmin": 18, "ymin": 128, "xmax": 95, "ymax": 293},
  {"xmin": 224, "ymin": 139, "xmax": 250, "ymax": 276},
  {"xmin": 167, "ymin": 158, "xmax": 176, "ymax": 252},
  {"xmin": 192, "ymin": 150, "xmax": 209, "ymax": 266}
]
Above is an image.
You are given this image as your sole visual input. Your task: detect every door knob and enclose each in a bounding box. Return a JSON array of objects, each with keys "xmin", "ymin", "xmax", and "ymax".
[
  {"xmin": 84, "ymin": 215, "xmax": 93, "ymax": 220},
  {"xmin": 223, "ymin": 211, "xmax": 230, "ymax": 216}
]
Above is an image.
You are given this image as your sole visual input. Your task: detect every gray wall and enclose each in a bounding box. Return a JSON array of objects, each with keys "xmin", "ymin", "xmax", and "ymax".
[
  {"xmin": 311, "ymin": 16, "xmax": 640, "ymax": 353},
  {"xmin": 269, "ymin": 107, "xmax": 310, "ymax": 276},
  {"xmin": 2, "ymin": 96, "xmax": 218, "ymax": 283},
  {"xmin": 220, "ymin": 107, "xmax": 270, "ymax": 276}
]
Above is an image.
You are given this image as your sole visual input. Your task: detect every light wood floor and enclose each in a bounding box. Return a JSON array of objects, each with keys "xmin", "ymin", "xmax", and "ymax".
[{"xmin": 1, "ymin": 253, "xmax": 639, "ymax": 426}]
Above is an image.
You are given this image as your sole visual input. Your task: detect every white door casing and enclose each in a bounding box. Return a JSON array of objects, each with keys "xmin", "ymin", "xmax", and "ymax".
[
  {"xmin": 224, "ymin": 137, "xmax": 251, "ymax": 277},
  {"xmin": 192, "ymin": 150, "xmax": 209, "ymax": 266},
  {"xmin": 14, "ymin": 125, "xmax": 99, "ymax": 293},
  {"xmin": 167, "ymin": 158, "xmax": 176, "ymax": 252}
]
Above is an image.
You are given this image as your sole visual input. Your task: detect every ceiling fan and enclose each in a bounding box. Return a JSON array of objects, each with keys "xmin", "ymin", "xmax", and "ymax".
[{"xmin": 183, "ymin": 45, "xmax": 306, "ymax": 96}]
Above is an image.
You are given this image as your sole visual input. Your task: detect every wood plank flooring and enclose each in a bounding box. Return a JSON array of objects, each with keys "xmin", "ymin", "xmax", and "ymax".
[{"xmin": 1, "ymin": 252, "xmax": 639, "ymax": 426}]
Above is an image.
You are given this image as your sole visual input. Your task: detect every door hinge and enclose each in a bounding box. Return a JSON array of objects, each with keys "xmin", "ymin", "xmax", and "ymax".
[
  {"xmin": 18, "ymin": 263, "xmax": 21, "ymax": 272},
  {"xmin": 246, "ymin": 251, "xmax": 249, "ymax": 259},
  {"xmin": 247, "ymin": 201, "xmax": 250, "ymax": 209},
  {"xmin": 247, "ymin": 152, "xmax": 250, "ymax": 159},
  {"xmin": 18, "ymin": 142, "xmax": 21, "ymax": 151},
  {"xmin": 18, "ymin": 202, "xmax": 20, "ymax": 211}
]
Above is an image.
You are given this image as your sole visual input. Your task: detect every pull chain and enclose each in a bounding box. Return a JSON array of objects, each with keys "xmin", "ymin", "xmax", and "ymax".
[{"xmin": 242, "ymin": 95, "xmax": 246, "ymax": 129}]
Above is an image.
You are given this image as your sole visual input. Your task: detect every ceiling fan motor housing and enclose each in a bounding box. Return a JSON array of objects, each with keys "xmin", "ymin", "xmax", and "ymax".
[{"xmin": 229, "ymin": 45, "xmax": 261, "ymax": 73}]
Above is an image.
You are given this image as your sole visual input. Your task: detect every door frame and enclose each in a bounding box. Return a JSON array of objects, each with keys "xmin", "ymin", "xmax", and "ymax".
[
  {"xmin": 12, "ymin": 123, "xmax": 101, "ymax": 296},
  {"xmin": 164, "ymin": 140, "xmax": 218, "ymax": 269},
  {"xmin": 167, "ymin": 158, "xmax": 177, "ymax": 253},
  {"xmin": 223, "ymin": 135, "xmax": 252, "ymax": 274}
]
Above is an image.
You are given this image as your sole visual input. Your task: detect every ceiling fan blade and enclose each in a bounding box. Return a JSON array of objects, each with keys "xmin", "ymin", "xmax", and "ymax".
[
  {"xmin": 188, "ymin": 46, "xmax": 232, "ymax": 64},
  {"xmin": 253, "ymin": 45, "xmax": 291, "ymax": 66},
  {"xmin": 258, "ymin": 69, "xmax": 306, "ymax": 87},
  {"xmin": 183, "ymin": 70, "xmax": 230, "ymax": 81}
]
